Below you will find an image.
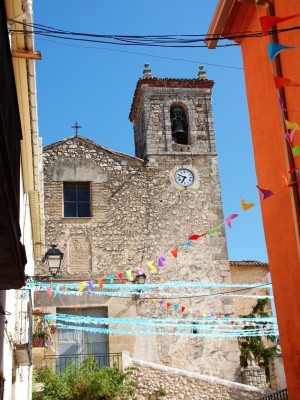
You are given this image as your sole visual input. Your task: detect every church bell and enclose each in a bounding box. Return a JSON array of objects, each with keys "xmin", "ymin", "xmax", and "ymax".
[{"xmin": 171, "ymin": 107, "xmax": 188, "ymax": 144}]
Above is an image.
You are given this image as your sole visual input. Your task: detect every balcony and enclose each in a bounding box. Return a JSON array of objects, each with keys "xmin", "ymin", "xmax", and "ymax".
[
  {"xmin": 44, "ymin": 353, "xmax": 122, "ymax": 374},
  {"xmin": 259, "ymin": 389, "xmax": 288, "ymax": 400},
  {"xmin": 14, "ymin": 289, "xmax": 32, "ymax": 366}
]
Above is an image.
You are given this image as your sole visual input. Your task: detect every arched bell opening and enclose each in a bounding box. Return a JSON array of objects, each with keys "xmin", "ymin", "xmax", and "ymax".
[{"xmin": 170, "ymin": 106, "xmax": 189, "ymax": 145}]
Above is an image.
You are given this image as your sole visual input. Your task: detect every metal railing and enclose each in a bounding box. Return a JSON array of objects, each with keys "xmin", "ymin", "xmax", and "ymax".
[
  {"xmin": 259, "ymin": 389, "xmax": 288, "ymax": 400},
  {"xmin": 45, "ymin": 353, "xmax": 122, "ymax": 373}
]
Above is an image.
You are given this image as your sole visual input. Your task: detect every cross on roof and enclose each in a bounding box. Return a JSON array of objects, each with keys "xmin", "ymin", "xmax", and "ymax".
[{"xmin": 71, "ymin": 121, "xmax": 82, "ymax": 136}]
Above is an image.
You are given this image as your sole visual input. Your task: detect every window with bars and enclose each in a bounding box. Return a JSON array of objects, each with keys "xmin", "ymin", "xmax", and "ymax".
[{"xmin": 63, "ymin": 183, "xmax": 91, "ymax": 217}]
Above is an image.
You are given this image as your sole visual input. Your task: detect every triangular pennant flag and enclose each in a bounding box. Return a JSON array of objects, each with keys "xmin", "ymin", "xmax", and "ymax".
[
  {"xmin": 78, "ymin": 281, "xmax": 87, "ymax": 292},
  {"xmin": 98, "ymin": 279, "xmax": 103, "ymax": 290},
  {"xmin": 267, "ymin": 42, "xmax": 295, "ymax": 61},
  {"xmin": 166, "ymin": 302, "xmax": 172, "ymax": 309},
  {"xmin": 88, "ymin": 280, "xmax": 94, "ymax": 292},
  {"xmin": 47, "ymin": 286, "xmax": 54, "ymax": 299},
  {"xmin": 125, "ymin": 269, "xmax": 133, "ymax": 281},
  {"xmin": 280, "ymin": 173, "xmax": 294, "ymax": 188},
  {"xmin": 53, "ymin": 285, "xmax": 60, "ymax": 298},
  {"xmin": 157, "ymin": 255, "xmax": 167, "ymax": 268},
  {"xmin": 136, "ymin": 266, "xmax": 144, "ymax": 275},
  {"xmin": 117, "ymin": 273, "xmax": 124, "ymax": 284},
  {"xmin": 292, "ymin": 146, "xmax": 300, "ymax": 157},
  {"xmin": 159, "ymin": 300, "xmax": 164, "ymax": 307},
  {"xmin": 225, "ymin": 213, "xmax": 239, "ymax": 229},
  {"xmin": 171, "ymin": 248, "xmax": 178, "ymax": 258},
  {"xmin": 206, "ymin": 225, "xmax": 222, "ymax": 235},
  {"xmin": 274, "ymin": 76, "xmax": 300, "ymax": 88},
  {"xmin": 256, "ymin": 185, "xmax": 274, "ymax": 200},
  {"xmin": 288, "ymin": 166, "xmax": 298, "ymax": 174},
  {"xmin": 173, "ymin": 304, "xmax": 179, "ymax": 311},
  {"xmin": 285, "ymin": 119, "xmax": 300, "ymax": 131},
  {"xmin": 107, "ymin": 275, "xmax": 114, "ymax": 283},
  {"xmin": 181, "ymin": 306, "xmax": 186, "ymax": 312},
  {"xmin": 260, "ymin": 14, "xmax": 300, "ymax": 35},
  {"xmin": 241, "ymin": 198, "xmax": 255, "ymax": 211},
  {"xmin": 179, "ymin": 241, "xmax": 192, "ymax": 247},
  {"xmin": 147, "ymin": 260, "xmax": 157, "ymax": 273},
  {"xmin": 285, "ymin": 129, "xmax": 296, "ymax": 144},
  {"xmin": 188, "ymin": 233, "xmax": 206, "ymax": 241}
]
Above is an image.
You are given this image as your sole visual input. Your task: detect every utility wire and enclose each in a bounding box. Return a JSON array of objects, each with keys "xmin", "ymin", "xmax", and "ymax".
[
  {"xmin": 8, "ymin": 20, "xmax": 300, "ymax": 48},
  {"xmin": 36, "ymin": 37, "xmax": 244, "ymax": 70}
]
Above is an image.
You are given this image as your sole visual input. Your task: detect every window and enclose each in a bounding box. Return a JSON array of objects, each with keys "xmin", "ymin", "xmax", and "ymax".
[
  {"xmin": 56, "ymin": 307, "xmax": 108, "ymax": 372},
  {"xmin": 64, "ymin": 183, "xmax": 90, "ymax": 217},
  {"xmin": 170, "ymin": 106, "xmax": 188, "ymax": 145}
]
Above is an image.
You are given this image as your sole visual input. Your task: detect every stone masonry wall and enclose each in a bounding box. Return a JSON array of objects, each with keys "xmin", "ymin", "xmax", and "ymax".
[
  {"xmin": 41, "ymin": 135, "xmax": 242, "ymax": 381},
  {"xmin": 129, "ymin": 359, "xmax": 268, "ymax": 400}
]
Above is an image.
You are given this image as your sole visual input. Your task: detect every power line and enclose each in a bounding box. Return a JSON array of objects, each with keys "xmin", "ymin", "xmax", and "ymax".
[
  {"xmin": 9, "ymin": 19, "xmax": 300, "ymax": 48},
  {"xmin": 36, "ymin": 37, "xmax": 244, "ymax": 70}
]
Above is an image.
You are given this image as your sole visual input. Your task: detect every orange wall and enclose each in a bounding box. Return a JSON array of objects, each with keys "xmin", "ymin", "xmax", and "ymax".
[{"xmin": 233, "ymin": 2, "xmax": 300, "ymax": 397}]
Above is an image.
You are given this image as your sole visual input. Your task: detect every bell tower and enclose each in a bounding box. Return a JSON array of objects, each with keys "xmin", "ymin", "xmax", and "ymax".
[{"xmin": 129, "ymin": 64, "xmax": 215, "ymax": 160}]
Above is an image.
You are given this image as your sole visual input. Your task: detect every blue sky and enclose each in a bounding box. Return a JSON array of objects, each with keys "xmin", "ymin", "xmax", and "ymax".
[{"xmin": 34, "ymin": 0, "xmax": 268, "ymax": 262}]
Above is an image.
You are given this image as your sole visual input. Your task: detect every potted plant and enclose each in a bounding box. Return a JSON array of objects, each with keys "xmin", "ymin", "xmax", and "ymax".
[{"xmin": 32, "ymin": 318, "xmax": 50, "ymax": 347}]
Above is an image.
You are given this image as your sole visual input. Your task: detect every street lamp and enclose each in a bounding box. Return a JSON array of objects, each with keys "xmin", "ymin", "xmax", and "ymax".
[
  {"xmin": 26, "ymin": 245, "xmax": 64, "ymax": 282},
  {"xmin": 44, "ymin": 245, "xmax": 64, "ymax": 278}
]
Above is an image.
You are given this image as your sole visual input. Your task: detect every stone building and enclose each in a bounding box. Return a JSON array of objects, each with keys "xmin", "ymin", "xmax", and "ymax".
[{"xmin": 35, "ymin": 66, "xmax": 268, "ymax": 386}]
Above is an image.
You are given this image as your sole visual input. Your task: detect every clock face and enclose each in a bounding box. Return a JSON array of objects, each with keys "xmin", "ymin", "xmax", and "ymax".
[{"xmin": 175, "ymin": 168, "xmax": 194, "ymax": 187}]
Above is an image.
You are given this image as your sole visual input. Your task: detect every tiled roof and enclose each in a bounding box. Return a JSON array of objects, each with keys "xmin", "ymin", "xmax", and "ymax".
[{"xmin": 230, "ymin": 260, "xmax": 269, "ymax": 267}]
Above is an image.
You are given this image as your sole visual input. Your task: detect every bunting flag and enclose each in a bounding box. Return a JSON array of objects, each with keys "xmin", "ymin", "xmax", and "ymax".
[
  {"xmin": 117, "ymin": 273, "xmax": 124, "ymax": 284},
  {"xmin": 157, "ymin": 255, "xmax": 167, "ymax": 268},
  {"xmin": 107, "ymin": 275, "xmax": 114, "ymax": 283},
  {"xmin": 285, "ymin": 119, "xmax": 300, "ymax": 131},
  {"xmin": 206, "ymin": 225, "xmax": 222, "ymax": 235},
  {"xmin": 260, "ymin": 14, "xmax": 300, "ymax": 35},
  {"xmin": 147, "ymin": 260, "xmax": 157, "ymax": 273},
  {"xmin": 98, "ymin": 279, "xmax": 103, "ymax": 290},
  {"xmin": 256, "ymin": 185, "xmax": 274, "ymax": 200},
  {"xmin": 267, "ymin": 42, "xmax": 295, "ymax": 61},
  {"xmin": 136, "ymin": 266, "xmax": 144, "ymax": 275},
  {"xmin": 240, "ymin": 199, "xmax": 255, "ymax": 211},
  {"xmin": 292, "ymin": 146, "xmax": 300, "ymax": 158},
  {"xmin": 285, "ymin": 129, "xmax": 296, "ymax": 144},
  {"xmin": 125, "ymin": 269, "xmax": 133, "ymax": 281},
  {"xmin": 170, "ymin": 248, "xmax": 178, "ymax": 258},
  {"xmin": 188, "ymin": 234, "xmax": 206, "ymax": 241},
  {"xmin": 225, "ymin": 214, "xmax": 239, "ymax": 229},
  {"xmin": 288, "ymin": 166, "xmax": 298, "ymax": 174},
  {"xmin": 78, "ymin": 281, "xmax": 87, "ymax": 292},
  {"xmin": 88, "ymin": 280, "xmax": 94, "ymax": 291},
  {"xmin": 273, "ymin": 76, "xmax": 300, "ymax": 88}
]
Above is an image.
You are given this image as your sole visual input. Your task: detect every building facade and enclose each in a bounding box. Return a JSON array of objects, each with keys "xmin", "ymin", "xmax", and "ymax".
[
  {"xmin": 0, "ymin": 0, "xmax": 43, "ymax": 399},
  {"xmin": 34, "ymin": 66, "xmax": 247, "ymax": 382},
  {"xmin": 207, "ymin": 1, "xmax": 300, "ymax": 398}
]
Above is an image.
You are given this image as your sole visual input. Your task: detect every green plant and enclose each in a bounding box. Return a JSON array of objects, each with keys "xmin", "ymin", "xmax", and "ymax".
[
  {"xmin": 238, "ymin": 298, "xmax": 277, "ymax": 381},
  {"xmin": 32, "ymin": 355, "xmax": 137, "ymax": 400}
]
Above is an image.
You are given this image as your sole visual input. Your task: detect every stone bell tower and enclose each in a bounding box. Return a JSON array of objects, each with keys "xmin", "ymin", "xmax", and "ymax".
[
  {"xmin": 128, "ymin": 66, "xmax": 241, "ymax": 382},
  {"xmin": 129, "ymin": 64, "xmax": 215, "ymax": 160}
]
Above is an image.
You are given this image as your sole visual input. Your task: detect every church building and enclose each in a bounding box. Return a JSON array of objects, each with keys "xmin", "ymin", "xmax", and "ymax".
[{"xmin": 34, "ymin": 65, "xmax": 261, "ymax": 384}]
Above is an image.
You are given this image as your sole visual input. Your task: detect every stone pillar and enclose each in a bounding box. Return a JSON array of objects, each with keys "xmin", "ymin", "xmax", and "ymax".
[
  {"xmin": 242, "ymin": 367, "xmax": 267, "ymax": 389},
  {"xmin": 269, "ymin": 354, "xmax": 287, "ymax": 391}
]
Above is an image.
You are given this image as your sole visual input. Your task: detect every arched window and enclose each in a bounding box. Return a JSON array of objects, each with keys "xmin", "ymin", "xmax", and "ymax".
[{"xmin": 170, "ymin": 106, "xmax": 188, "ymax": 145}]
